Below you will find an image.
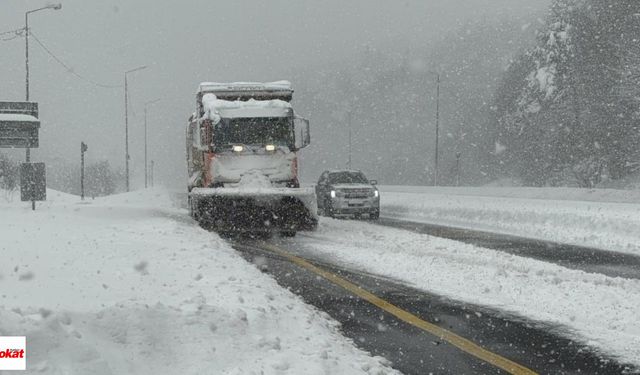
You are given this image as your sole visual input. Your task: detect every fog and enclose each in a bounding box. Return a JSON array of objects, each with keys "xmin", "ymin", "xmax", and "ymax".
[{"xmin": 0, "ymin": 0, "xmax": 549, "ymax": 190}]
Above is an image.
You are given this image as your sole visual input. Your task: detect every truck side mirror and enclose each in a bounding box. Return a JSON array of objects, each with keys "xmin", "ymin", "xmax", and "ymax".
[
  {"xmin": 370, "ymin": 180, "xmax": 378, "ymax": 185},
  {"xmin": 294, "ymin": 117, "xmax": 310, "ymax": 150}
]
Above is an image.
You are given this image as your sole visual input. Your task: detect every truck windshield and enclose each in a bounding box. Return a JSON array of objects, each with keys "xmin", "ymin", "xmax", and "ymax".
[
  {"xmin": 216, "ymin": 117, "xmax": 293, "ymax": 147},
  {"xmin": 329, "ymin": 172, "xmax": 369, "ymax": 184}
]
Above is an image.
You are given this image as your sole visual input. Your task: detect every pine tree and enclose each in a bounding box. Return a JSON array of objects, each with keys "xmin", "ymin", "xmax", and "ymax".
[{"xmin": 493, "ymin": 0, "xmax": 640, "ymax": 186}]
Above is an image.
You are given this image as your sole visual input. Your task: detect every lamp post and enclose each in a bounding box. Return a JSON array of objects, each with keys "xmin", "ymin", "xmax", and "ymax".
[
  {"xmin": 24, "ymin": 3, "xmax": 61, "ymax": 163},
  {"xmin": 25, "ymin": 3, "xmax": 62, "ymax": 102},
  {"xmin": 150, "ymin": 160, "xmax": 155, "ymax": 187},
  {"xmin": 144, "ymin": 98, "xmax": 160, "ymax": 188},
  {"xmin": 347, "ymin": 110, "xmax": 352, "ymax": 169},
  {"xmin": 124, "ymin": 65, "xmax": 147, "ymax": 192},
  {"xmin": 80, "ymin": 142, "xmax": 88, "ymax": 200},
  {"xmin": 455, "ymin": 151, "xmax": 461, "ymax": 187},
  {"xmin": 428, "ymin": 72, "xmax": 441, "ymax": 186}
]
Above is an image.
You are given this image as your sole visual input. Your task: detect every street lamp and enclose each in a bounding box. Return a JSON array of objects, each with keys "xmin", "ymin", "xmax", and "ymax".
[
  {"xmin": 347, "ymin": 110, "xmax": 352, "ymax": 169},
  {"xmin": 124, "ymin": 65, "xmax": 147, "ymax": 192},
  {"xmin": 24, "ymin": 3, "xmax": 61, "ymax": 164},
  {"xmin": 144, "ymin": 98, "xmax": 161, "ymax": 188},
  {"xmin": 25, "ymin": 3, "xmax": 62, "ymax": 101},
  {"xmin": 150, "ymin": 160, "xmax": 155, "ymax": 187},
  {"xmin": 427, "ymin": 71, "xmax": 441, "ymax": 186}
]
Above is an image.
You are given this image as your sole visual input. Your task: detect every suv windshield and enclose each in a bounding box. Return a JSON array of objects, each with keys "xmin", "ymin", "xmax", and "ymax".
[
  {"xmin": 216, "ymin": 117, "xmax": 293, "ymax": 147},
  {"xmin": 328, "ymin": 171, "xmax": 368, "ymax": 184}
]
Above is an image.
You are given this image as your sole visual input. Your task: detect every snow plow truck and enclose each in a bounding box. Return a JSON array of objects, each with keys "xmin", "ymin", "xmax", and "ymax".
[{"xmin": 186, "ymin": 81, "xmax": 317, "ymax": 236}]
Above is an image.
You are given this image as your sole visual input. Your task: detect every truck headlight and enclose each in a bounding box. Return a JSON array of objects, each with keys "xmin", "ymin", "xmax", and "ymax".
[
  {"xmin": 265, "ymin": 144, "xmax": 276, "ymax": 151},
  {"xmin": 374, "ymin": 190, "xmax": 379, "ymax": 198},
  {"xmin": 330, "ymin": 190, "xmax": 336, "ymax": 198},
  {"xmin": 232, "ymin": 145, "xmax": 244, "ymax": 152}
]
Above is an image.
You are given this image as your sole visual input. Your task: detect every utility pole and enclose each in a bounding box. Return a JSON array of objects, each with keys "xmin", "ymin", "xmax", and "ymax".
[
  {"xmin": 434, "ymin": 72, "xmax": 441, "ymax": 186},
  {"xmin": 144, "ymin": 99, "xmax": 160, "ymax": 188},
  {"xmin": 124, "ymin": 65, "xmax": 147, "ymax": 192},
  {"xmin": 80, "ymin": 142, "xmax": 88, "ymax": 200},
  {"xmin": 144, "ymin": 105, "xmax": 147, "ymax": 188}
]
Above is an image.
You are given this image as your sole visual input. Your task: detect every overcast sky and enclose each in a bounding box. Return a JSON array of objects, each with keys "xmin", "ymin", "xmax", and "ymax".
[{"xmin": 0, "ymin": 0, "xmax": 549, "ymax": 188}]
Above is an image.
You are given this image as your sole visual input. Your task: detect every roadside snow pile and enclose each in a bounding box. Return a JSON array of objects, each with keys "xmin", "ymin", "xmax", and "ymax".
[
  {"xmin": 379, "ymin": 185, "xmax": 640, "ymax": 256},
  {"xmin": 301, "ymin": 219, "xmax": 640, "ymax": 368},
  {"xmin": 0, "ymin": 188, "xmax": 397, "ymax": 374},
  {"xmin": 0, "ymin": 188, "xmax": 77, "ymax": 205}
]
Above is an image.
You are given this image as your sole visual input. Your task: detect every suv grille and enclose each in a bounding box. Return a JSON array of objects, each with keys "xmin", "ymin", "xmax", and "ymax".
[{"xmin": 343, "ymin": 189, "xmax": 371, "ymax": 199}]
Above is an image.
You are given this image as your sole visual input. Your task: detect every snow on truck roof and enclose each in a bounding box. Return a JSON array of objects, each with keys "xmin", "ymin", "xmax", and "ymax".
[
  {"xmin": 327, "ymin": 169, "xmax": 364, "ymax": 174},
  {"xmin": 201, "ymin": 93, "xmax": 291, "ymax": 121},
  {"xmin": 198, "ymin": 81, "xmax": 292, "ymax": 93},
  {"xmin": 0, "ymin": 113, "xmax": 39, "ymax": 123},
  {"xmin": 198, "ymin": 81, "xmax": 294, "ymax": 102}
]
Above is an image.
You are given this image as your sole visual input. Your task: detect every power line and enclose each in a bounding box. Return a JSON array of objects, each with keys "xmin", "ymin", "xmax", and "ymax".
[
  {"xmin": 0, "ymin": 27, "xmax": 24, "ymax": 36},
  {"xmin": 0, "ymin": 27, "xmax": 25, "ymax": 41},
  {"xmin": 29, "ymin": 31, "xmax": 122, "ymax": 89}
]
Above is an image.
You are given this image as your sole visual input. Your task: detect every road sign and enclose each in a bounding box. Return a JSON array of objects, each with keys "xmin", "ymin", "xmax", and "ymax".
[
  {"xmin": 0, "ymin": 102, "xmax": 40, "ymax": 148},
  {"xmin": 20, "ymin": 162, "xmax": 46, "ymax": 202}
]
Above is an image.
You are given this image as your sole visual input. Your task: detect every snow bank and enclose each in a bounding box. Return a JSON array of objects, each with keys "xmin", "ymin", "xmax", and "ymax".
[
  {"xmin": 0, "ymin": 189, "xmax": 396, "ymax": 374},
  {"xmin": 1, "ymin": 188, "xmax": 77, "ymax": 205},
  {"xmin": 301, "ymin": 219, "xmax": 640, "ymax": 368},
  {"xmin": 380, "ymin": 185, "xmax": 640, "ymax": 203},
  {"xmin": 379, "ymin": 185, "xmax": 640, "ymax": 256}
]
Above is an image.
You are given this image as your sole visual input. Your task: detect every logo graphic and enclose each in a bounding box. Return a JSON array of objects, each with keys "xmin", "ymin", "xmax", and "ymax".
[{"xmin": 0, "ymin": 336, "xmax": 26, "ymax": 370}]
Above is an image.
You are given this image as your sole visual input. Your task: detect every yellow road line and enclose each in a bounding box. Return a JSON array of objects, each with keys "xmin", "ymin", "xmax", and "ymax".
[{"xmin": 261, "ymin": 242, "xmax": 538, "ymax": 375}]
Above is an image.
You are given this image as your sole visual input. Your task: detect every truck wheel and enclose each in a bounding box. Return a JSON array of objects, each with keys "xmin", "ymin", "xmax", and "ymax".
[
  {"xmin": 280, "ymin": 230, "xmax": 296, "ymax": 237},
  {"xmin": 370, "ymin": 210, "xmax": 380, "ymax": 220}
]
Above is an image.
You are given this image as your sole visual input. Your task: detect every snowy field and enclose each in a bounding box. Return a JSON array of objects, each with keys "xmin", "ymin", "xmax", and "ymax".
[
  {"xmin": 299, "ymin": 219, "xmax": 640, "ymax": 369},
  {"xmin": 0, "ymin": 189, "xmax": 397, "ymax": 375},
  {"xmin": 379, "ymin": 185, "xmax": 640, "ymax": 256}
]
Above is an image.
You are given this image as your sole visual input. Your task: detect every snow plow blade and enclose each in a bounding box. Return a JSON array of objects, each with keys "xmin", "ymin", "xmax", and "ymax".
[{"xmin": 189, "ymin": 187, "xmax": 318, "ymax": 233}]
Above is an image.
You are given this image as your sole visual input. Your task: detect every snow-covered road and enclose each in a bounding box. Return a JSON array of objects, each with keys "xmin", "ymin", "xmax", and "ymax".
[
  {"xmin": 0, "ymin": 189, "xmax": 397, "ymax": 375},
  {"xmin": 286, "ymin": 217, "xmax": 640, "ymax": 369}
]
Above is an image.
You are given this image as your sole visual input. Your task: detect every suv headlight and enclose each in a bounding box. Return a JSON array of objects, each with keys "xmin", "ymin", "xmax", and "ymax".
[{"xmin": 331, "ymin": 190, "xmax": 346, "ymax": 198}]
